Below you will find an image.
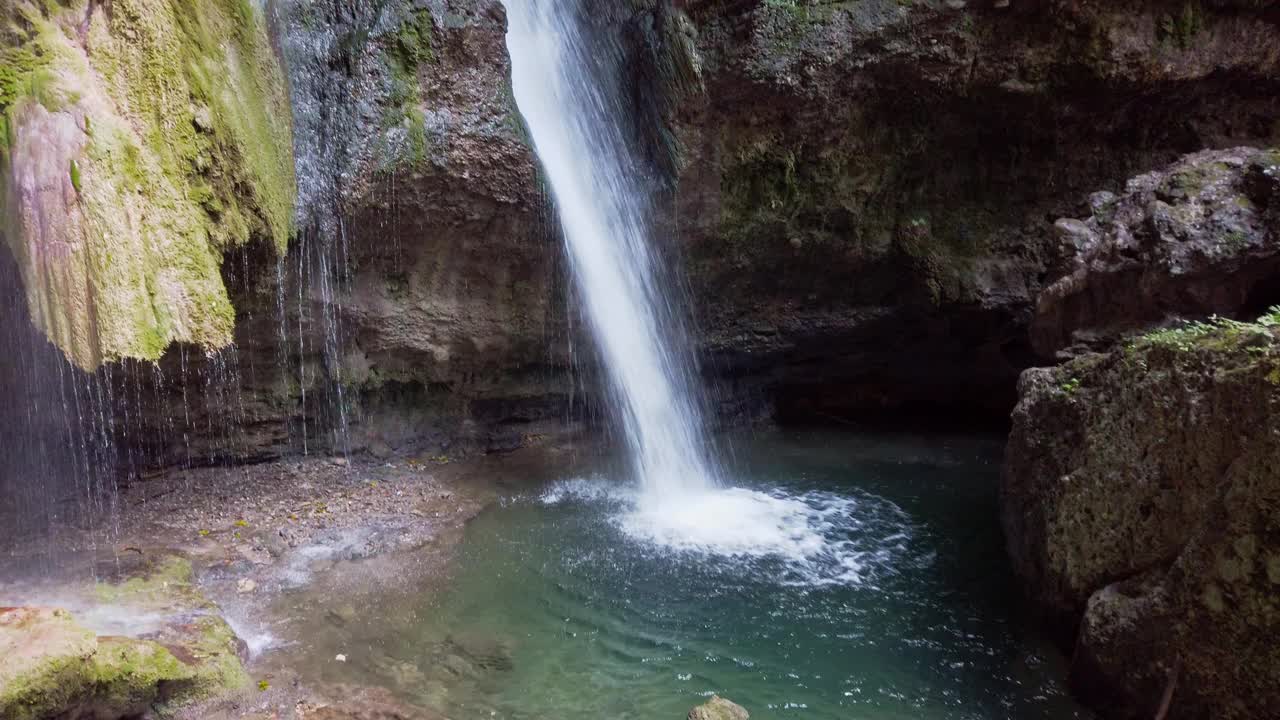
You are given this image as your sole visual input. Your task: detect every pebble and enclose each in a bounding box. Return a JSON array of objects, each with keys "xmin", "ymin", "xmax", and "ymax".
[
  {"xmin": 335, "ymin": 654, "xmax": 347, "ymax": 663},
  {"xmin": 237, "ymin": 578, "xmax": 257, "ymax": 593}
]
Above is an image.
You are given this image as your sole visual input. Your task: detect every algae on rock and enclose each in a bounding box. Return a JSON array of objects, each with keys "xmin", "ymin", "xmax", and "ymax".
[
  {"xmin": 0, "ymin": 0, "xmax": 296, "ymax": 369},
  {"xmin": 0, "ymin": 558, "xmax": 251, "ymax": 720}
]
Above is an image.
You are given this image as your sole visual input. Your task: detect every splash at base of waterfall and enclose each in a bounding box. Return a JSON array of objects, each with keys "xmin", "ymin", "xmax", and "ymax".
[{"xmin": 540, "ymin": 476, "xmax": 925, "ymax": 588}]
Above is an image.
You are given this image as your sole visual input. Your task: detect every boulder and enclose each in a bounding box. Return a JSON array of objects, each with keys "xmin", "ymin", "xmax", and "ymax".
[
  {"xmin": 1003, "ymin": 311, "xmax": 1280, "ymax": 718},
  {"xmin": 1031, "ymin": 147, "xmax": 1280, "ymax": 357},
  {"xmin": 0, "ymin": 607, "xmax": 197, "ymax": 720},
  {"xmin": 0, "ymin": 554, "xmax": 250, "ymax": 719}
]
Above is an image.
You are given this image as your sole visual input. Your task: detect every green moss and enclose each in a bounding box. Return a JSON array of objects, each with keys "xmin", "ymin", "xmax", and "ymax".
[
  {"xmin": 407, "ymin": 107, "xmax": 428, "ymax": 165},
  {"xmin": 89, "ymin": 638, "xmax": 193, "ymax": 712},
  {"xmin": 95, "ymin": 0, "xmax": 296, "ymax": 252},
  {"xmin": 1, "ymin": 632, "xmax": 236, "ymax": 720},
  {"xmin": 92, "ymin": 555, "xmax": 198, "ymax": 605},
  {"xmin": 395, "ymin": 8, "xmax": 436, "ymax": 69},
  {"xmin": 1163, "ymin": 161, "xmax": 1228, "ymax": 197},
  {"xmin": 2, "ymin": 0, "xmax": 296, "ymax": 368},
  {"xmin": 1130, "ymin": 307, "xmax": 1280, "ymax": 354},
  {"xmin": 180, "ymin": 615, "xmax": 251, "ymax": 696},
  {"xmin": 378, "ymin": 8, "xmax": 438, "ymax": 169},
  {"xmin": 0, "ymin": 607, "xmax": 216, "ymax": 720}
]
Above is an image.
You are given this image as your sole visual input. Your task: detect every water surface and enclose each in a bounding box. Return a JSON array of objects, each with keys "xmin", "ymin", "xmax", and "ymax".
[{"xmin": 277, "ymin": 430, "xmax": 1090, "ymax": 720}]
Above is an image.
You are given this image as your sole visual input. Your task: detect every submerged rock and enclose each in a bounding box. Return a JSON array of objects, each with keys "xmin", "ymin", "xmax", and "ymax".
[
  {"xmin": 688, "ymin": 695, "xmax": 749, "ymax": 720},
  {"xmin": 1003, "ymin": 312, "xmax": 1280, "ymax": 718}
]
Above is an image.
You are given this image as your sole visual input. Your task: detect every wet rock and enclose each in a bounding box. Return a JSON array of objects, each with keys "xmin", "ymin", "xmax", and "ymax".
[
  {"xmin": 689, "ymin": 695, "xmax": 749, "ymax": 720},
  {"xmin": 0, "ymin": 0, "xmax": 294, "ymax": 369},
  {"xmin": 368, "ymin": 439, "xmax": 395, "ymax": 460},
  {"xmin": 258, "ymin": 531, "xmax": 289, "ymax": 558},
  {"xmin": 44, "ymin": 0, "xmax": 1280, "ymax": 473},
  {"xmin": 108, "ymin": 0, "xmax": 571, "ymax": 469},
  {"xmin": 1003, "ymin": 313, "xmax": 1280, "ymax": 717},
  {"xmin": 0, "ymin": 605, "xmax": 246, "ymax": 720}
]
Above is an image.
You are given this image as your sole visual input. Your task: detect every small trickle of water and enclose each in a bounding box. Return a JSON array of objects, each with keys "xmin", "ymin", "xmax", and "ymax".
[{"xmin": 504, "ymin": 0, "xmax": 722, "ymax": 498}]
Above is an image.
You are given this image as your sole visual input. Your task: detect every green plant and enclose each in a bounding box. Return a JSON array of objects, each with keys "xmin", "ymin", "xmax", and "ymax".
[
  {"xmin": 1131, "ymin": 306, "xmax": 1280, "ymax": 352},
  {"xmin": 1159, "ymin": 2, "xmax": 1205, "ymax": 50}
]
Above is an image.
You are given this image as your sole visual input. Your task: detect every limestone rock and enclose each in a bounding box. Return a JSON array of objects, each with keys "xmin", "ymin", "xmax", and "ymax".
[
  {"xmin": 1031, "ymin": 148, "xmax": 1280, "ymax": 357},
  {"xmin": 1003, "ymin": 312, "xmax": 1280, "ymax": 717},
  {"xmin": 0, "ymin": 0, "xmax": 296, "ymax": 368},
  {"xmin": 688, "ymin": 695, "xmax": 749, "ymax": 720}
]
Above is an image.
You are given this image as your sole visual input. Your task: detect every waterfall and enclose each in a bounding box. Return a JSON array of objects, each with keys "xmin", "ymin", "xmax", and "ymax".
[{"xmin": 504, "ymin": 1, "xmax": 721, "ymax": 497}]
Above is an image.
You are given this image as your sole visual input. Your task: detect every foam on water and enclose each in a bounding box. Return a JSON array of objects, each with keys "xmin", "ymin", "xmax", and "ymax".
[
  {"xmin": 540, "ymin": 477, "xmax": 923, "ymax": 588},
  {"xmin": 221, "ymin": 611, "xmax": 280, "ymax": 658}
]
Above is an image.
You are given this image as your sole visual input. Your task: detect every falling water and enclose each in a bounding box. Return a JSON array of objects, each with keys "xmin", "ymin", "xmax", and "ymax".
[
  {"xmin": 504, "ymin": 0, "xmax": 721, "ymax": 497},
  {"xmin": 504, "ymin": 1, "xmax": 882, "ymax": 567}
]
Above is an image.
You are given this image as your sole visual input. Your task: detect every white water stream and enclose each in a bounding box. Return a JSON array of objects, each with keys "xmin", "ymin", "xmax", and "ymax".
[{"xmin": 504, "ymin": 1, "xmax": 721, "ymax": 496}]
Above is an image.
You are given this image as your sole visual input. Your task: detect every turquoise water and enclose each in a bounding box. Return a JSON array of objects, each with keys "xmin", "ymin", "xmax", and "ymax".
[{"xmin": 309, "ymin": 430, "xmax": 1090, "ymax": 719}]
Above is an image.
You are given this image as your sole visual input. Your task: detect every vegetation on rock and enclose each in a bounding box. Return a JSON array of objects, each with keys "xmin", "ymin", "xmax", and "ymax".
[
  {"xmin": 0, "ymin": 0, "xmax": 295, "ymax": 369},
  {"xmin": 1004, "ymin": 307, "xmax": 1280, "ymax": 718},
  {"xmin": 0, "ymin": 555, "xmax": 249, "ymax": 719}
]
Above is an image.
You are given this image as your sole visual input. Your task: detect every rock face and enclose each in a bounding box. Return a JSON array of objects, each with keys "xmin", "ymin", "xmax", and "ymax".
[
  {"xmin": 1032, "ymin": 147, "xmax": 1280, "ymax": 357},
  {"xmin": 55, "ymin": 0, "xmax": 570, "ymax": 471},
  {"xmin": 1003, "ymin": 314, "xmax": 1280, "ymax": 718},
  {"xmin": 688, "ymin": 695, "xmax": 749, "ymax": 720},
  {"xmin": 5, "ymin": 0, "xmax": 1280, "ymax": 474},
  {"xmin": 652, "ymin": 0, "xmax": 1280, "ymax": 418}
]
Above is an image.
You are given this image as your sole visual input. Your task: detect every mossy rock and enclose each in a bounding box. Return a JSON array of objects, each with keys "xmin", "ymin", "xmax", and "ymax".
[
  {"xmin": 1005, "ymin": 308, "xmax": 1280, "ymax": 717},
  {"xmin": 0, "ymin": 605, "xmax": 247, "ymax": 720},
  {"xmin": 1, "ymin": 0, "xmax": 296, "ymax": 369}
]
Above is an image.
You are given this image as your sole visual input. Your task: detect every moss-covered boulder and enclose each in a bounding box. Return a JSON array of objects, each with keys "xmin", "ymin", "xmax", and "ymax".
[
  {"xmin": 0, "ymin": 554, "xmax": 250, "ymax": 719},
  {"xmin": 0, "ymin": 604, "xmax": 247, "ymax": 720},
  {"xmin": 0, "ymin": 0, "xmax": 295, "ymax": 369},
  {"xmin": 1003, "ymin": 311, "xmax": 1280, "ymax": 718}
]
